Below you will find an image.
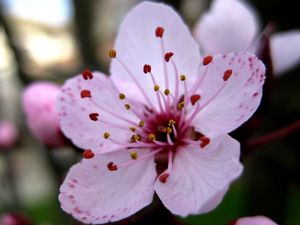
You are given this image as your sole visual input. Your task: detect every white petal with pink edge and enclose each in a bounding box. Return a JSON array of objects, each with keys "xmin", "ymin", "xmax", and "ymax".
[
  {"xmin": 57, "ymin": 72, "xmax": 143, "ymax": 153},
  {"xmin": 154, "ymin": 134, "xmax": 242, "ymax": 216},
  {"xmin": 270, "ymin": 30, "xmax": 300, "ymax": 75},
  {"xmin": 110, "ymin": 2, "xmax": 201, "ymax": 109},
  {"xmin": 236, "ymin": 216, "xmax": 278, "ymax": 225},
  {"xmin": 189, "ymin": 52, "xmax": 265, "ymax": 134},
  {"xmin": 194, "ymin": 0, "xmax": 259, "ymax": 54},
  {"xmin": 59, "ymin": 149, "xmax": 156, "ymax": 224}
]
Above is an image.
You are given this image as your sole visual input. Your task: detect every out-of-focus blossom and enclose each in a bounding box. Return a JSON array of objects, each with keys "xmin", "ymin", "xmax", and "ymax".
[
  {"xmin": 194, "ymin": 0, "xmax": 300, "ymax": 76},
  {"xmin": 0, "ymin": 120, "xmax": 18, "ymax": 150},
  {"xmin": 22, "ymin": 81, "xmax": 66, "ymax": 147},
  {"xmin": 0, "ymin": 213, "xmax": 34, "ymax": 225},
  {"xmin": 229, "ymin": 215, "xmax": 278, "ymax": 225},
  {"xmin": 57, "ymin": 2, "xmax": 265, "ymax": 224}
]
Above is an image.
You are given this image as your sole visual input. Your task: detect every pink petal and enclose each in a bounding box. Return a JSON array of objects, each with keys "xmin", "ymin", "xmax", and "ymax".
[
  {"xmin": 236, "ymin": 216, "xmax": 278, "ymax": 225},
  {"xmin": 0, "ymin": 120, "xmax": 18, "ymax": 149},
  {"xmin": 194, "ymin": 0, "xmax": 259, "ymax": 54},
  {"xmin": 59, "ymin": 149, "xmax": 156, "ymax": 224},
  {"xmin": 270, "ymin": 30, "xmax": 300, "ymax": 75},
  {"xmin": 110, "ymin": 2, "xmax": 201, "ymax": 108},
  {"xmin": 57, "ymin": 72, "xmax": 141, "ymax": 153},
  {"xmin": 191, "ymin": 52, "xmax": 265, "ymax": 134},
  {"xmin": 154, "ymin": 134, "xmax": 242, "ymax": 216}
]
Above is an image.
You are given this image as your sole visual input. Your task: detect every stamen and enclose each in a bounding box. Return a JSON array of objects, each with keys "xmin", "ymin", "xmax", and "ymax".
[
  {"xmin": 171, "ymin": 124, "xmax": 178, "ymax": 138},
  {"xmin": 159, "ymin": 172, "xmax": 169, "ymax": 183},
  {"xmin": 89, "ymin": 113, "xmax": 99, "ymax": 121},
  {"xmin": 223, "ymin": 69, "xmax": 233, "ymax": 81},
  {"xmin": 154, "ymin": 85, "xmax": 160, "ymax": 91},
  {"xmin": 82, "ymin": 149, "xmax": 94, "ymax": 159},
  {"xmin": 190, "ymin": 95, "xmax": 201, "ymax": 105},
  {"xmin": 129, "ymin": 126, "xmax": 136, "ymax": 132},
  {"xmin": 80, "ymin": 90, "xmax": 91, "ymax": 98},
  {"xmin": 108, "ymin": 49, "xmax": 117, "ymax": 58},
  {"xmin": 124, "ymin": 104, "xmax": 131, "ymax": 110},
  {"xmin": 130, "ymin": 152, "xmax": 138, "ymax": 160},
  {"xmin": 155, "ymin": 26, "xmax": 164, "ymax": 38},
  {"xmin": 139, "ymin": 120, "xmax": 145, "ymax": 127},
  {"xmin": 82, "ymin": 69, "xmax": 93, "ymax": 80},
  {"xmin": 143, "ymin": 64, "xmax": 152, "ymax": 74},
  {"xmin": 148, "ymin": 133, "xmax": 156, "ymax": 141},
  {"xmin": 119, "ymin": 93, "xmax": 126, "ymax": 100},
  {"xmin": 180, "ymin": 74, "xmax": 186, "ymax": 81},
  {"xmin": 103, "ymin": 132, "xmax": 110, "ymax": 139},
  {"xmin": 177, "ymin": 101, "xmax": 185, "ymax": 110},
  {"xmin": 164, "ymin": 89, "xmax": 170, "ymax": 95},
  {"xmin": 164, "ymin": 52, "xmax": 174, "ymax": 62},
  {"xmin": 200, "ymin": 136, "xmax": 210, "ymax": 148},
  {"xmin": 168, "ymin": 119, "xmax": 176, "ymax": 126},
  {"xmin": 131, "ymin": 134, "xmax": 141, "ymax": 142},
  {"xmin": 167, "ymin": 134, "xmax": 174, "ymax": 145},
  {"xmin": 203, "ymin": 55, "xmax": 213, "ymax": 65},
  {"xmin": 107, "ymin": 162, "xmax": 118, "ymax": 171}
]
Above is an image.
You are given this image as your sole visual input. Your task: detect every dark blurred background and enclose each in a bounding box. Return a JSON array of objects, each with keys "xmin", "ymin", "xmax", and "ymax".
[{"xmin": 0, "ymin": 0, "xmax": 299, "ymax": 224}]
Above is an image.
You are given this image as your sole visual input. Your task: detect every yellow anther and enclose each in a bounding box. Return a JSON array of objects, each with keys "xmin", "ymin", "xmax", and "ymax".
[
  {"xmin": 148, "ymin": 133, "xmax": 156, "ymax": 141},
  {"xmin": 139, "ymin": 120, "xmax": 145, "ymax": 127},
  {"xmin": 131, "ymin": 134, "xmax": 141, "ymax": 142},
  {"xmin": 108, "ymin": 49, "xmax": 117, "ymax": 58},
  {"xmin": 103, "ymin": 132, "xmax": 110, "ymax": 139},
  {"xmin": 168, "ymin": 119, "xmax": 176, "ymax": 127},
  {"xmin": 124, "ymin": 104, "xmax": 130, "ymax": 110},
  {"xmin": 177, "ymin": 101, "xmax": 185, "ymax": 110},
  {"xmin": 166, "ymin": 127, "xmax": 173, "ymax": 134},
  {"xmin": 154, "ymin": 85, "xmax": 160, "ymax": 92},
  {"xmin": 129, "ymin": 126, "xmax": 136, "ymax": 132},
  {"xmin": 130, "ymin": 152, "xmax": 138, "ymax": 160},
  {"xmin": 180, "ymin": 74, "xmax": 186, "ymax": 81},
  {"xmin": 164, "ymin": 89, "xmax": 170, "ymax": 95},
  {"xmin": 119, "ymin": 93, "xmax": 126, "ymax": 100}
]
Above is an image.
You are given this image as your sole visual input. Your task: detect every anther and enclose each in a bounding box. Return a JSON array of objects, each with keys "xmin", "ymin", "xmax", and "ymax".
[
  {"xmin": 124, "ymin": 104, "xmax": 131, "ymax": 110},
  {"xmin": 159, "ymin": 172, "xmax": 169, "ymax": 183},
  {"xmin": 200, "ymin": 136, "xmax": 210, "ymax": 148},
  {"xmin": 155, "ymin": 26, "xmax": 164, "ymax": 38},
  {"xmin": 131, "ymin": 134, "xmax": 141, "ymax": 142},
  {"xmin": 164, "ymin": 52, "xmax": 174, "ymax": 62},
  {"xmin": 107, "ymin": 162, "xmax": 118, "ymax": 171},
  {"xmin": 108, "ymin": 49, "xmax": 117, "ymax": 58},
  {"xmin": 82, "ymin": 69, "xmax": 93, "ymax": 80},
  {"xmin": 80, "ymin": 90, "xmax": 91, "ymax": 98},
  {"xmin": 130, "ymin": 152, "xmax": 138, "ymax": 160},
  {"xmin": 89, "ymin": 113, "xmax": 99, "ymax": 121},
  {"xmin": 82, "ymin": 149, "xmax": 94, "ymax": 159},
  {"xmin": 180, "ymin": 74, "xmax": 186, "ymax": 81},
  {"xmin": 139, "ymin": 120, "xmax": 145, "ymax": 127},
  {"xmin": 129, "ymin": 126, "xmax": 136, "ymax": 132},
  {"xmin": 103, "ymin": 132, "xmax": 110, "ymax": 139},
  {"xmin": 190, "ymin": 95, "xmax": 201, "ymax": 105},
  {"xmin": 148, "ymin": 133, "xmax": 156, "ymax": 141},
  {"xmin": 223, "ymin": 69, "xmax": 233, "ymax": 81},
  {"xmin": 154, "ymin": 85, "xmax": 160, "ymax": 92},
  {"xmin": 168, "ymin": 120, "xmax": 176, "ymax": 126},
  {"xmin": 203, "ymin": 55, "xmax": 213, "ymax": 65},
  {"xmin": 164, "ymin": 89, "xmax": 170, "ymax": 95},
  {"xmin": 143, "ymin": 64, "xmax": 152, "ymax": 74},
  {"xmin": 119, "ymin": 93, "xmax": 126, "ymax": 100},
  {"xmin": 157, "ymin": 125, "xmax": 167, "ymax": 132},
  {"xmin": 166, "ymin": 127, "xmax": 173, "ymax": 134},
  {"xmin": 177, "ymin": 101, "xmax": 185, "ymax": 110}
]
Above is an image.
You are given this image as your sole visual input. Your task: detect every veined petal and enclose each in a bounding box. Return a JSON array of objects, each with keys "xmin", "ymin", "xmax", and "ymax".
[
  {"xmin": 194, "ymin": 0, "xmax": 259, "ymax": 54},
  {"xmin": 59, "ymin": 149, "xmax": 156, "ymax": 224},
  {"xmin": 270, "ymin": 30, "xmax": 300, "ymax": 75},
  {"xmin": 57, "ymin": 72, "xmax": 141, "ymax": 153},
  {"xmin": 154, "ymin": 134, "xmax": 242, "ymax": 216},
  {"xmin": 191, "ymin": 52, "xmax": 265, "ymax": 134},
  {"xmin": 236, "ymin": 216, "xmax": 278, "ymax": 225},
  {"xmin": 110, "ymin": 2, "xmax": 201, "ymax": 108}
]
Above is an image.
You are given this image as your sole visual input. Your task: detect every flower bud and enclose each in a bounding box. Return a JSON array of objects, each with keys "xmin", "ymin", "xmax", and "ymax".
[{"xmin": 0, "ymin": 120, "xmax": 18, "ymax": 150}]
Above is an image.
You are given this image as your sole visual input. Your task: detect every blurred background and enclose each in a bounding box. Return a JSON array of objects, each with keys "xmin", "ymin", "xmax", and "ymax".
[{"xmin": 0, "ymin": 0, "xmax": 299, "ymax": 224}]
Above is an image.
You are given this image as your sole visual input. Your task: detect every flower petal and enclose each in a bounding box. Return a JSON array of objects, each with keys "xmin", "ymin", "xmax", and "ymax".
[
  {"xmin": 110, "ymin": 2, "xmax": 201, "ymax": 108},
  {"xmin": 154, "ymin": 134, "xmax": 242, "ymax": 216},
  {"xmin": 190, "ymin": 52, "xmax": 265, "ymax": 134},
  {"xmin": 57, "ymin": 72, "xmax": 141, "ymax": 153},
  {"xmin": 270, "ymin": 30, "xmax": 300, "ymax": 75},
  {"xmin": 194, "ymin": 0, "xmax": 259, "ymax": 54},
  {"xmin": 59, "ymin": 149, "xmax": 156, "ymax": 224},
  {"xmin": 236, "ymin": 216, "xmax": 278, "ymax": 225}
]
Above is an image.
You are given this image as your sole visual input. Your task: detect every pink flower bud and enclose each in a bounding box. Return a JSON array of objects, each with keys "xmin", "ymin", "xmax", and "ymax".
[
  {"xmin": 22, "ymin": 81, "xmax": 66, "ymax": 147},
  {"xmin": 0, "ymin": 120, "xmax": 17, "ymax": 150}
]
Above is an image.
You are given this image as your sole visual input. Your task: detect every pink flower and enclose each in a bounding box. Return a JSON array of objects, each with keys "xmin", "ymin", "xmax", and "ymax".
[
  {"xmin": 231, "ymin": 216, "xmax": 278, "ymax": 225},
  {"xmin": 194, "ymin": 0, "xmax": 300, "ymax": 76},
  {"xmin": 0, "ymin": 120, "xmax": 18, "ymax": 150},
  {"xmin": 57, "ymin": 2, "xmax": 265, "ymax": 224},
  {"xmin": 22, "ymin": 81, "xmax": 66, "ymax": 147},
  {"xmin": 0, "ymin": 213, "xmax": 34, "ymax": 225}
]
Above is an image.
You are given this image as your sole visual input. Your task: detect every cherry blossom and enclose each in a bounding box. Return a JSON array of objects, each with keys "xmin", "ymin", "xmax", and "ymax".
[
  {"xmin": 57, "ymin": 2, "xmax": 265, "ymax": 224},
  {"xmin": 194, "ymin": 0, "xmax": 300, "ymax": 75},
  {"xmin": 230, "ymin": 216, "xmax": 278, "ymax": 225},
  {"xmin": 0, "ymin": 120, "xmax": 18, "ymax": 150}
]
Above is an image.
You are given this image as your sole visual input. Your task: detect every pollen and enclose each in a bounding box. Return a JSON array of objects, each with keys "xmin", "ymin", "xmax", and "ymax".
[
  {"xmin": 103, "ymin": 132, "xmax": 110, "ymax": 139},
  {"xmin": 168, "ymin": 119, "xmax": 176, "ymax": 126},
  {"xmin": 130, "ymin": 152, "xmax": 138, "ymax": 160},
  {"xmin": 190, "ymin": 95, "xmax": 201, "ymax": 105},
  {"xmin": 131, "ymin": 134, "xmax": 141, "ymax": 142},
  {"xmin": 223, "ymin": 69, "xmax": 233, "ymax": 81},
  {"xmin": 164, "ymin": 52, "xmax": 174, "ymax": 62},
  {"xmin": 119, "ymin": 93, "xmax": 126, "ymax": 100},
  {"xmin": 148, "ymin": 133, "xmax": 156, "ymax": 141},
  {"xmin": 107, "ymin": 162, "xmax": 118, "ymax": 171},
  {"xmin": 164, "ymin": 89, "xmax": 170, "ymax": 95},
  {"xmin": 200, "ymin": 136, "xmax": 210, "ymax": 148},
  {"xmin": 166, "ymin": 127, "xmax": 173, "ymax": 134},
  {"xmin": 155, "ymin": 26, "xmax": 164, "ymax": 38},
  {"xmin": 80, "ymin": 90, "xmax": 91, "ymax": 98},
  {"xmin": 89, "ymin": 113, "xmax": 99, "ymax": 121},
  {"xmin": 143, "ymin": 64, "xmax": 152, "ymax": 74},
  {"xmin": 129, "ymin": 126, "xmax": 136, "ymax": 132},
  {"xmin": 139, "ymin": 120, "xmax": 145, "ymax": 127},
  {"xmin": 154, "ymin": 85, "xmax": 160, "ymax": 91},
  {"xmin": 203, "ymin": 55, "xmax": 213, "ymax": 65},
  {"xmin": 177, "ymin": 101, "xmax": 185, "ymax": 110},
  {"xmin": 180, "ymin": 74, "xmax": 186, "ymax": 81},
  {"xmin": 82, "ymin": 149, "xmax": 94, "ymax": 159},
  {"xmin": 108, "ymin": 49, "xmax": 117, "ymax": 58},
  {"xmin": 82, "ymin": 69, "xmax": 93, "ymax": 80},
  {"xmin": 124, "ymin": 104, "xmax": 131, "ymax": 110}
]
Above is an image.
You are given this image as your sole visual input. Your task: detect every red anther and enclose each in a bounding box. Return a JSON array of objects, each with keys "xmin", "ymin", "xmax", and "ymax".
[
  {"xmin": 80, "ymin": 90, "xmax": 91, "ymax": 98},
  {"xmin": 107, "ymin": 162, "xmax": 118, "ymax": 171},
  {"xmin": 223, "ymin": 69, "xmax": 233, "ymax": 81},
  {"xmin": 190, "ymin": 94, "xmax": 201, "ymax": 105},
  {"xmin": 89, "ymin": 113, "xmax": 99, "ymax": 121},
  {"xmin": 164, "ymin": 52, "xmax": 174, "ymax": 62},
  {"xmin": 82, "ymin": 149, "xmax": 95, "ymax": 159},
  {"xmin": 203, "ymin": 55, "xmax": 213, "ymax": 65},
  {"xmin": 155, "ymin": 26, "xmax": 164, "ymax": 38},
  {"xmin": 200, "ymin": 136, "xmax": 210, "ymax": 148},
  {"xmin": 159, "ymin": 172, "xmax": 169, "ymax": 183},
  {"xmin": 82, "ymin": 69, "xmax": 93, "ymax": 80},
  {"xmin": 143, "ymin": 64, "xmax": 152, "ymax": 74}
]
